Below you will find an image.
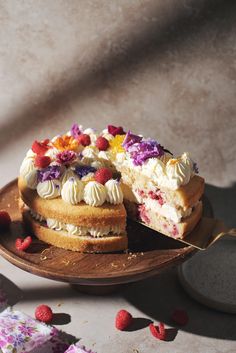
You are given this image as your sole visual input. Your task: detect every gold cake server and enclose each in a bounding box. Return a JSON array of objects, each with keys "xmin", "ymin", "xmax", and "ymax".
[{"xmin": 133, "ymin": 217, "xmax": 236, "ymax": 250}]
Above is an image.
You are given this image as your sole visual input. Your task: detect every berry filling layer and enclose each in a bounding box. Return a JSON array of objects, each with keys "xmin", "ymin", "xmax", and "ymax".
[{"xmin": 130, "ymin": 186, "xmax": 194, "ymax": 223}]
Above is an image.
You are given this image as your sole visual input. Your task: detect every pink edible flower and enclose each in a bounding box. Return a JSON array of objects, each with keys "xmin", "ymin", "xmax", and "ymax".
[{"xmin": 56, "ymin": 150, "xmax": 77, "ymax": 165}]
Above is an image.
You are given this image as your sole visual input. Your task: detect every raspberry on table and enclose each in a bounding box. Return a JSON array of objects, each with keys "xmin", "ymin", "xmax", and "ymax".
[
  {"xmin": 15, "ymin": 236, "xmax": 32, "ymax": 251},
  {"xmin": 35, "ymin": 304, "xmax": 53, "ymax": 323},
  {"xmin": 115, "ymin": 309, "xmax": 133, "ymax": 330},
  {"xmin": 149, "ymin": 322, "xmax": 166, "ymax": 340}
]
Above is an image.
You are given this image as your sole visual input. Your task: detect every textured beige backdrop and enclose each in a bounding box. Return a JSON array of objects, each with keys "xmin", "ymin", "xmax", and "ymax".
[
  {"xmin": 0, "ymin": 1, "xmax": 235, "ymax": 187},
  {"xmin": 0, "ymin": 3, "xmax": 236, "ymax": 353}
]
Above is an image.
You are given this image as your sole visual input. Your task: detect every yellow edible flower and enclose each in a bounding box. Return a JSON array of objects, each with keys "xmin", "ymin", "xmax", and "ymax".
[{"xmin": 109, "ymin": 135, "xmax": 125, "ymax": 154}]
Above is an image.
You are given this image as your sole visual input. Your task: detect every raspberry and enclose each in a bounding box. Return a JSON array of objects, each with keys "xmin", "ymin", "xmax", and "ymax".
[
  {"xmin": 171, "ymin": 309, "xmax": 189, "ymax": 326},
  {"xmin": 0, "ymin": 211, "xmax": 11, "ymax": 231},
  {"xmin": 15, "ymin": 236, "xmax": 32, "ymax": 251},
  {"xmin": 32, "ymin": 139, "xmax": 50, "ymax": 156},
  {"xmin": 77, "ymin": 134, "xmax": 91, "ymax": 146},
  {"xmin": 149, "ymin": 322, "xmax": 166, "ymax": 340},
  {"xmin": 94, "ymin": 168, "xmax": 113, "ymax": 185},
  {"xmin": 108, "ymin": 125, "xmax": 125, "ymax": 136},
  {"xmin": 35, "ymin": 304, "xmax": 53, "ymax": 323},
  {"xmin": 35, "ymin": 155, "xmax": 51, "ymax": 168},
  {"xmin": 115, "ymin": 309, "xmax": 133, "ymax": 330},
  {"xmin": 96, "ymin": 136, "xmax": 109, "ymax": 151}
]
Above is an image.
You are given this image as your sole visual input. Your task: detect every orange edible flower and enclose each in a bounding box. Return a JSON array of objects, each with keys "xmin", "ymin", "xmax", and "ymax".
[{"xmin": 52, "ymin": 135, "xmax": 78, "ymax": 151}]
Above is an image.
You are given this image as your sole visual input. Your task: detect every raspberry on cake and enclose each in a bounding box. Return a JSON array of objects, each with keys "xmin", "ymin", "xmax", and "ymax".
[{"xmin": 18, "ymin": 123, "xmax": 204, "ymax": 253}]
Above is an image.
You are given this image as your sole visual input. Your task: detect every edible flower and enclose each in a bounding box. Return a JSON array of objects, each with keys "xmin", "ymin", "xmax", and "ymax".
[
  {"xmin": 70, "ymin": 123, "xmax": 82, "ymax": 139},
  {"xmin": 38, "ymin": 165, "xmax": 62, "ymax": 182},
  {"xmin": 52, "ymin": 135, "xmax": 78, "ymax": 151},
  {"xmin": 74, "ymin": 165, "xmax": 96, "ymax": 179},
  {"xmin": 122, "ymin": 130, "xmax": 143, "ymax": 150},
  {"xmin": 108, "ymin": 125, "xmax": 126, "ymax": 136},
  {"xmin": 32, "ymin": 139, "xmax": 51, "ymax": 156},
  {"xmin": 128, "ymin": 139, "xmax": 164, "ymax": 166},
  {"xmin": 109, "ymin": 135, "xmax": 125, "ymax": 154},
  {"xmin": 56, "ymin": 150, "xmax": 77, "ymax": 165}
]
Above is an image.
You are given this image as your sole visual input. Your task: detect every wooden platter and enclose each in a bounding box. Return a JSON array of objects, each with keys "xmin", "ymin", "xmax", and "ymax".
[{"xmin": 0, "ymin": 179, "xmax": 213, "ymax": 292}]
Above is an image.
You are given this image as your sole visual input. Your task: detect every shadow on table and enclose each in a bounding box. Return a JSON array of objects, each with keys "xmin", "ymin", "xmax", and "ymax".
[
  {"xmin": 123, "ymin": 267, "xmax": 236, "ymax": 340},
  {"xmin": 205, "ymin": 182, "xmax": 236, "ymax": 229},
  {"xmin": 124, "ymin": 183, "xmax": 236, "ymax": 340}
]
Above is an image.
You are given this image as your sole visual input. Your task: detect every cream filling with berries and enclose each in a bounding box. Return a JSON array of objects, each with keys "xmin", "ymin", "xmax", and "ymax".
[{"xmin": 29, "ymin": 209, "xmax": 124, "ymax": 238}]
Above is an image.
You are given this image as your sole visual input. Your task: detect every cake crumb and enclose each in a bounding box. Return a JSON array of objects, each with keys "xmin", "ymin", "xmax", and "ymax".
[
  {"xmin": 7, "ymin": 204, "xmax": 10, "ymax": 208},
  {"xmin": 40, "ymin": 256, "xmax": 47, "ymax": 261},
  {"xmin": 40, "ymin": 248, "xmax": 50, "ymax": 261},
  {"xmin": 62, "ymin": 260, "xmax": 70, "ymax": 266},
  {"xmin": 111, "ymin": 263, "xmax": 118, "ymax": 268}
]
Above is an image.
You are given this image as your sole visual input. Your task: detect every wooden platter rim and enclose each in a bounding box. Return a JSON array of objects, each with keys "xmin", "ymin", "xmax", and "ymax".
[{"xmin": 0, "ymin": 178, "xmax": 202, "ymax": 286}]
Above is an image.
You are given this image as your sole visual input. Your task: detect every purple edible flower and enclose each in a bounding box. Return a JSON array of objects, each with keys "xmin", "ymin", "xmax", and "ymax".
[
  {"xmin": 56, "ymin": 150, "xmax": 77, "ymax": 164},
  {"xmin": 128, "ymin": 139, "xmax": 164, "ymax": 166},
  {"xmin": 70, "ymin": 123, "xmax": 82, "ymax": 139},
  {"xmin": 122, "ymin": 130, "xmax": 143, "ymax": 150},
  {"xmin": 74, "ymin": 165, "xmax": 96, "ymax": 178},
  {"xmin": 38, "ymin": 165, "xmax": 62, "ymax": 182}
]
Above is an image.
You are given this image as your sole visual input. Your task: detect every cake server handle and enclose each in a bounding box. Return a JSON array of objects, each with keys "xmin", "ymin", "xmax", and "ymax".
[{"xmin": 206, "ymin": 223, "xmax": 236, "ymax": 248}]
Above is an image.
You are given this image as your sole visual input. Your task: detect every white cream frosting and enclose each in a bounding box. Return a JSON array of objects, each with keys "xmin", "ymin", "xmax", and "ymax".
[
  {"xmin": 30, "ymin": 209, "xmax": 45, "ymax": 222},
  {"xmin": 81, "ymin": 172, "xmax": 94, "ymax": 182},
  {"xmin": 91, "ymin": 160, "xmax": 104, "ymax": 169},
  {"xmin": 20, "ymin": 157, "xmax": 35, "ymax": 178},
  {"xmin": 105, "ymin": 179, "xmax": 123, "ymax": 204},
  {"xmin": 45, "ymin": 147, "xmax": 60, "ymax": 160},
  {"xmin": 20, "ymin": 157, "xmax": 38, "ymax": 189},
  {"xmin": 25, "ymin": 170, "xmax": 38, "ymax": 189},
  {"xmin": 66, "ymin": 224, "xmax": 87, "ymax": 236},
  {"xmin": 29, "ymin": 209, "xmax": 124, "ymax": 237},
  {"xmin": 37, "ymin": 180, "xmax": 61, "ymax": 199},
  {"xmin": 26, "ymin": 149, "xmax": 36, "ymax": 158},
  {"xmin": 115, "ymin": 152, "xmax": 193, "ymax": 190},
  {"xmin": 83, "ymin": 128, "xmax": 98, "ymax": 145},
  {"xmin": 81, "ymin": 146, "xmax": 99, "ymax": 164},
  {"xmin": 102, "ymin": 128, "xmax": 114, "ymax": 141},
  {"xmin": 83, "ymin": 181, "xmax": 107, "ymax": 206},
  {"xmin": 61, "ymin": 168, "xmax": 75, "ymax": 185},
  {"xmin": 165, "ymin": 157, "xmax": 191, "ymax": 188},
  {"xmin": 47, "ymin": 218, "xmax": 64, "ymax": 231},
  {"xmin": 144, "ymin": 198, "xmax": 192, "ymax": 223},
  {"xmin": 61, "ymin": 177, "xmax": 84, "ymax": 205}
]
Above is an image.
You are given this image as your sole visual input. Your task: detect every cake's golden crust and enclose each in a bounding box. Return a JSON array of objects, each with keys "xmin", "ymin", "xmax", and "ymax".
[
  {"xmin": 18, "ymin": 177, "xmax": 126, "ymax": 227},
  {"xmin": 170, "ymin": 176, "xmax": 205, "ymax": 209},
  {"xmin": 23, "ymin": 211, "xmax": 128, "ymax": 253},
  {"xmin": 177, "ymin": 201, "xmax": 203, "ymax": 237}
]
